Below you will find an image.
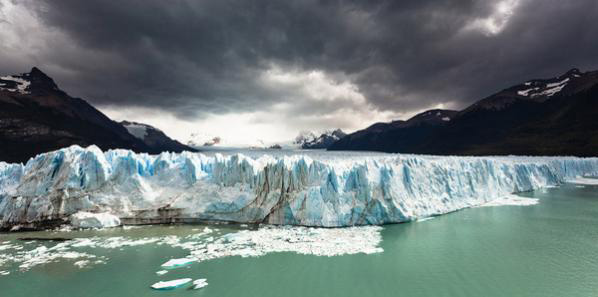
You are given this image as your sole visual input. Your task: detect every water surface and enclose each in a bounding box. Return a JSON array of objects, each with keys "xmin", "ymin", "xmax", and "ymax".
[{"xmin": 1, "ymin": 183, "xmax": 597, "ymax": 297}]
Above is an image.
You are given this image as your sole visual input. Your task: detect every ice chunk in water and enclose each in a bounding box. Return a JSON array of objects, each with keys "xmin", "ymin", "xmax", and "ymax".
[
  {"xmin": 160, "ymin": 258, "xmax": 194, "ymax": 269},
  {"xmin": 150, "ymin": 278, "xmax": 192, "ymax": 290},
  {"xmin": 192, "ymin": 278, "xmax": 208, "ymax": 289},
  {"xmin": 73, "ymin": 260, "xmax": 89, "ymax": 268},
  {"xmin": 156, "ymin": 270, "xmax": 168, "ymax": 275}
]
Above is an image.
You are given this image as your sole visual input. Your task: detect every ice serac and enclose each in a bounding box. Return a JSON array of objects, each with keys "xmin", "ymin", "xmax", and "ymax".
[{"xmin": 1, "ymin": 145, "xmax": 598, "ymax": 229}]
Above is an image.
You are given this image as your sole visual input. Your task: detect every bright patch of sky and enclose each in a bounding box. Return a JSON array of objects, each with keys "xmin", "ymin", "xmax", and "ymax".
[
  {"xmin": 101, "ymin": 65, "xmax": 437, "ymax": 146},
  {"xmin": 465, "ymin": 0, "xmax": 521, "ymax": 35}
]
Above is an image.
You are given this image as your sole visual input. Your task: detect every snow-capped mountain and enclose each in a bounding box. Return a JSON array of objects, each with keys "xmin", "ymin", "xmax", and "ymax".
[
  {"xmin": 0, "ymin": 67, "xmax": 61, "ymax": 95},
  {"xmin": 294, "ymin": 129, "xmax": 347, "ymax": 149},
  {"xmin": 330, "ymin": 68, "xmax": 598, "ymax": 156},
  {"xmin": 120, "ymin": 121, "xmax": 195, "ymax": 153},
  {"xmin": 464, "ymin": 68, "xmax": 591, "ymax": 112},
  {"xmin": 0, "ymin": 67, "xmax": 195, "ymax": 163}
]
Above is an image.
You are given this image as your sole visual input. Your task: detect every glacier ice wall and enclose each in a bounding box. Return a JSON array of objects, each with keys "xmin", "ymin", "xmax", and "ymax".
[{"xmin": 1, "ymin": 145, "xmax": 597, "ymax": 229}]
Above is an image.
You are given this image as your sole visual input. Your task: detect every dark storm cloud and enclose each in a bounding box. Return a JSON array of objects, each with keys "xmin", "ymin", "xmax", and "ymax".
[{"xmin": 11, "ymin": 0, "xmax": 598, "ymax": 119}]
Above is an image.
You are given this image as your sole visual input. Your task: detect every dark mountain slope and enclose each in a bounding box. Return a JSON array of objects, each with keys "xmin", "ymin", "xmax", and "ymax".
[
  {"xmin": 0, "ymin": 68, "xmax": 195, "ymax": 163},
  {"xmin": 120, "ymin": 121, "xmax": 195, "ymax": 153},
  {"xmin": 330, "ymin": 69, "xmax": 598, "ymax": 156},
  {"xmin": 329, "ymin": 109, "xmax": 458, "ymax": 152}
]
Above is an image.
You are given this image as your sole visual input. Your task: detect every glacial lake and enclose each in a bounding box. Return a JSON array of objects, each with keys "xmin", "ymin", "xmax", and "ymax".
[{"xmin": 1, "ymin": 182, "xmax": 598, "ymax": 297}]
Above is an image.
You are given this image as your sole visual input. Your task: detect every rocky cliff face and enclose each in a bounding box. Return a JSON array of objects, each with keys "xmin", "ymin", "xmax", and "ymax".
[{"xmin": 1, "ymin": 145, "xmax": 597, "ymax": 230}]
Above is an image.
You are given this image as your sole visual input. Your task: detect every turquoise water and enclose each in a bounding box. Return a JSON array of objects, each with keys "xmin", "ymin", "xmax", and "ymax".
[{"xmin": 1, "ymin": 183, "xmax": 598, "ymax": 297}]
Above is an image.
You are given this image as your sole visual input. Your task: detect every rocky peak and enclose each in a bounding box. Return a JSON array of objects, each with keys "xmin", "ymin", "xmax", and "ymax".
[
  {"xmin": 24, "ymin": 67, "xmax": 61, "ymax": 95},
  {"xmin": 0, "ymin": 67, "xmax": 61, "ymax": 96},
  {"xmin": 563, "ymin": 68, "xmax": 582, "ymax": 77}
]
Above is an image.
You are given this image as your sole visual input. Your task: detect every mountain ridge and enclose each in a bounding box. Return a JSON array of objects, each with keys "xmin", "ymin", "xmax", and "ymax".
[
  {"xmin": 294, "ymin": 129, "xmax": 347, "ymax": 149},
  {"xmin": 0, "ymin": 67, "xmax": 196, "ymax": 163},
  {"xmin": 120, "ymin": 120, "xmax": 195, "ymax": 153},
  {"xmin": 329, "ymin": 68, "xmax": 598, "ymax": 156}
]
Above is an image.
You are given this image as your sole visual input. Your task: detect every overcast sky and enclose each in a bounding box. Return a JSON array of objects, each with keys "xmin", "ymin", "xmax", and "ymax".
[{"xmin": 1, "ymin": 0, "xmax": 597, "ymax": 145}]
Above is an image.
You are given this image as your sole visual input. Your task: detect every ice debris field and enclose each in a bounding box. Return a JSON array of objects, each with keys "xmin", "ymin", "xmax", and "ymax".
[
  {"xmin": 0, "ymin": 225, "xmax": 383, "ymax": 283},
  {"xmin": 1, "ymin": 145, "xmax": 598, "ymax": 229}
]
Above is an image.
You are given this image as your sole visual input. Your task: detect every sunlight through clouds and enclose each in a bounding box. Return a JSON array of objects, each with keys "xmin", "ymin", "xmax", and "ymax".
[{"xmin": 465, "ymin": 0, "xmax": 521, "ymax": 35}]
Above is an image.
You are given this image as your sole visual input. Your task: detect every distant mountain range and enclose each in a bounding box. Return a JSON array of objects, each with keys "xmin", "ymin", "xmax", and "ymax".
[
  {"xmin": 0, "ymin": 67, "xmax": 196, "ymax": 163},
  {"xmin": 294, "ymin": 129, "xmax": 346, "ymax": 149},
  {"xmin": 330, "ymin": 68, "xmax": 598, "ymax": 156},
  {"xmin": 3, "ymin": 67, "xmax": 597, "ymax": 161},
  {"xmin": 184, "ymin": 130, "xmax": 347, "ymax": 150}
]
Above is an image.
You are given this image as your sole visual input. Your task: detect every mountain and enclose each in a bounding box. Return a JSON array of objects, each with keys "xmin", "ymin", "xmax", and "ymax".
[
  {"xmin": 187, "ymin": 133, "xmax": 224, "ymax": 148},
  {"xmin": 120, "ymin": 121, "xmax": 195, "ymax": 153},
  {"xmin": 0, "ymin": 67, "xmax": 195, "ymax": 163},
  {"xmin": 329, "ymin": 109, "xmax": 458, "ymax": 153},
  {"xmin": 294, "ymin": 129, "xmax": 347, "ymax": 149},
  {"xmin": 329, "ymin": 68, "xmax": 598, "ymax": 156}
]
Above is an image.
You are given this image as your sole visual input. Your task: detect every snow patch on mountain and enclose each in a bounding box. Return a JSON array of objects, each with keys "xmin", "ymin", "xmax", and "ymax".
[
  {"xmin": 517, "ymin": 75, "xmax": 572, "ymax": 98},
  {"xmin": 532, "ymin": 78, "xmax": 569, "ymax": 97},
  {"xmin": 0, "ymin": 75, "xmax": 31, "ymax": 94},
  {"xmin": 122, "ymin": 122, "xmax": 149, "ymax": 140},
  {"xmin": 517, "ymin": 87, "xmax": 539, "ymax": 96}
]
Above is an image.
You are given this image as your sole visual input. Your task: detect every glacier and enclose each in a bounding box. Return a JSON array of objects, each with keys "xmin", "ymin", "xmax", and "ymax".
[{"xmin": 0, "ymin": 145, "xmax": 597, "ymax": 229}]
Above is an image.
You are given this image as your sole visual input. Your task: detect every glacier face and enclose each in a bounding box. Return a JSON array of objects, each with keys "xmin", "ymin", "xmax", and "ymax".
[{"xmin": 0, "ymin": 145, "xmax": 597, "ymax": 229}]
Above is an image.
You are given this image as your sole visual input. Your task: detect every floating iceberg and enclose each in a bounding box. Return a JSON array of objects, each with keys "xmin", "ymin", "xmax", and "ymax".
[
  {"xmin": 73, "ymin": 260, "xmax": 90, "ymax": 268},
  {"xmin": 150, "ymin": 278, "xmax": 192, "ymax": 290},
  {"xmin": 192, "ymin": 278, "xmax": 208, "ymax": 289},
  {"xmin": 416, "ymin": 217, "xmax": 435, "ymax": 222},
  {"xmin": 160, "ymin": 258, "xmax": 194, "ymax": 269},
  {"xmin": 156, "ymin": 270, "xmax": 168, "ymax": 275},
  {"xmin": 1, "ymin": 145, "xmax": 597, "ymax": 229},
  {"xmin": 70, "ymin": 212, "xmax": 121, "ymax": 229}
]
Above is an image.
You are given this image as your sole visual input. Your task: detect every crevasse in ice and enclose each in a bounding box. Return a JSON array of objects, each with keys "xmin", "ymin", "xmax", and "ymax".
[{"xmin": 0, "ymin": 145, "xmax": 597, "ymax": 228}]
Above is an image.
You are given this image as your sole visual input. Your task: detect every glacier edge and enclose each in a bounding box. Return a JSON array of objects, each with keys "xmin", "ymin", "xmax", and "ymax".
[{"xmin": 0, "ymin": 145, "xmax": 597, "ymax": 229}]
